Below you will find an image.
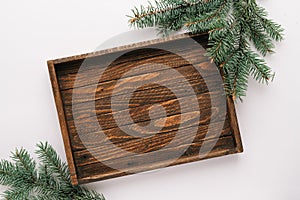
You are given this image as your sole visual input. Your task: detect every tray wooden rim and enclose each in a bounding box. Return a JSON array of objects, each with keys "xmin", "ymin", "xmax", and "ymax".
[{"xmin": 48, "ymin": 32, "xmax": 207, "ymax": 65}]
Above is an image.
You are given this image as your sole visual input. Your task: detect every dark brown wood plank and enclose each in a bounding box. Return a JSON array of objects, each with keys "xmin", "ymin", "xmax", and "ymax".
[
  {"xmin": 66, "ymin": 90, "xmax": 225, "ymax": 133},
  {"xmin": 66, "ymin": 84, "xmax": 227, "ymax": 152},
  {"xmin": 60, "ymin": 61, "xmax": 219, "ymax": 106},
  {"xmin": 68, "ymin": 105, "xmax": 228, "ymax": 152},
  {"xmin": 56, "ymin": 48, "xmax": 210, "ymax": 91},
  {"xmin": 76, "ymin": 135, "xmax": 236, "ymax": 184},
  {"xmin": 72, "ymin": 119, "xmax": 232, "ymax": 167}
]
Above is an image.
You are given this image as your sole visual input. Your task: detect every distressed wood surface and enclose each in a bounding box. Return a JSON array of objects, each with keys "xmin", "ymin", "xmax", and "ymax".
[{"xmin": 48, "ymin": 33, "xmax": 243, "ymax": 185}]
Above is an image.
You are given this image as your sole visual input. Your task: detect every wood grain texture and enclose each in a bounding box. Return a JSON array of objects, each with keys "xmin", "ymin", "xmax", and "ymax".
[{"xmin": 48, "ymin": 33, "xmax": 243, "ymax": 185}]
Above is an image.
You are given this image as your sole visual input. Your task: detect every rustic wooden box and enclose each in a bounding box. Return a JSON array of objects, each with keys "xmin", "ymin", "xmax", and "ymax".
[{"xmin": 48, "ymin": 33, "xmax": 243, "ymax": 186}]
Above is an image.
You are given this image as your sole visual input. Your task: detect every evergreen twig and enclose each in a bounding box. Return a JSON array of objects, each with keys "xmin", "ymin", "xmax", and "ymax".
[
  {"xmin": 129, "ymin": 0, "xmax": 284, "ymax": 99},
  {"xmin": 0, "ymin": 142, "xmax": 105, "ymax": 200}
]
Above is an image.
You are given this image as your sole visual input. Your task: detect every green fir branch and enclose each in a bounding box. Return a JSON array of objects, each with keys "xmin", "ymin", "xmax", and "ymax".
[
  {"xmin": 129, "ymin": 0, "xmax": 284, "ymax": 99},
  {"xmin": 0, "ymin": 142, "xmax": 105, "ymax": 200}
]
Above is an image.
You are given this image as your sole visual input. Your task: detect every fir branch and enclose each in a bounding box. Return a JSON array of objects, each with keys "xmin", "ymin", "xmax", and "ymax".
[
  {"xmin": 242, "ymin": 49, "xmax": 273, "ymax": 83},
  {"xmin": 251, "ymin": 3, "xmax": 284, "ymax": 42},
  {"xmin": 129, "ymin": 0, "xmax": 200, "ymax": 24},
  {"xmin": 0, "ymin": 160, "xmax": 18, "ymax": 187},
  {"xmin": 36, "ymin": 142, "xmax": 71, "ymax": 186},
  {"xmin": 129, "ymin": 0, "xmax": 284, "ymax": 99},
  {"xmin": 0, "ymin": 142, "xmax": 105, "ymax": 200},
  {"xmin": 12, "ymin": 148, "xmax": 37, "ymax": 183},
  {"xmin": 185, "ymin": 0, "xmax": 230, "ymax": 27}
]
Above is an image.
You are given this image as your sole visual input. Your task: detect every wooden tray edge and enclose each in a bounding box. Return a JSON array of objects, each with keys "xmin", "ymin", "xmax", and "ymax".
[
  {"xmin": 227, "ymin": 97, "xmax": 244, "ymax": 153},
  {"xmin": 47, "ymin": 32, "xmax": 208, "ymax": 65},
  {"xmin": 47, "ymin": 60, "xmax": 79, "ymax": 185}
]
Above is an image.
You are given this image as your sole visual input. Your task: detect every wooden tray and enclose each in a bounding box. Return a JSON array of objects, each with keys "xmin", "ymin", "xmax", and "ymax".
[{"xmin": 48, "ymin": 33, "xmax": 243, "ymax": 186}]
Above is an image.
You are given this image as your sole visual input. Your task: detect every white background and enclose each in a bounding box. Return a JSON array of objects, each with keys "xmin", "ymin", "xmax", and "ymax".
[{"xmin": 0, "ymin": 1, "xmax": 299, "ymax": 199}]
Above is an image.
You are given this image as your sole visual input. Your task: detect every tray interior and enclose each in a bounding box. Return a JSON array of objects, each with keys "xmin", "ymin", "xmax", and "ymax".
[{"xmin": 49, "ymin": 34, "xmax": 243, "ymax": 185}]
